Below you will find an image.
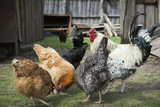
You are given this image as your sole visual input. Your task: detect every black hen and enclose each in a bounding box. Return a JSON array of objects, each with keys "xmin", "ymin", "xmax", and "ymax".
[
  {"xmin": 72, "ymin": 33, "xmax": 84, "ymax": 47},
  {"xmin": 75, "ymin": 37, "xmax": 110, "ymax": 103},
  {"xmin": 61, "ymin": 43, "xmax": 88, "ymax": 69}
]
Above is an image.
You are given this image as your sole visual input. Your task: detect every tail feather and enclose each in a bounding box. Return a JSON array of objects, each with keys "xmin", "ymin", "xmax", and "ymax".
[
  {"xmin": 130, "ymin": 13, "xmax": 146, "ymax": 39},
  {"xmin": 148, "ymin": 23, "xmax": 160, "ymax": 37}
]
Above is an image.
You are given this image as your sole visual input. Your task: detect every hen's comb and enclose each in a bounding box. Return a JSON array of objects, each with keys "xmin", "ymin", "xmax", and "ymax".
[{"xmin": 89, "ymin": 29, "xmax": 95, "ymax": 34}]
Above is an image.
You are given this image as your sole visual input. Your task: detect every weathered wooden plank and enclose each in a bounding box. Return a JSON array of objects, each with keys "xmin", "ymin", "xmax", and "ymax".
[
  {"xmin": 72, "ymin": 16, "xmax": 100, "ymax": 18},
  {"xmin": 116, "ymin": 0, "xmax": 120, "ymax": 15},
  {"xmin": 146, "ymin": 5, "xmax": 155, "ymax": 28},
  {"xmin": 69, "ymin": 0, "xmax": 72, "ymax": 15},
  {"xmin": 21, "ymin": 0, "xmax": 26, "ymax": 42},
  {"xmin": 35, "ymin": 0, "xmax": 39, "ymax": 41},
  {"xmin": 136, "ymin": 4, "xmax": 145, "ymax": 26},
  {"xmin": 94, "ymin": 0, "xmax": 98, "ymax": 16},
  {"xmin": 96, "ymin": 0, "xmax": 100, "ymax": 15},
  {"xmin": 154, "ymin": 5, "xmax": 158, "ymax": 24},
  {"xmin": 159, "ymin": 0, "xmax": 160, "ymax": 22},
  {"xmin": 87, "ymin": 0, "xmax": 91, "ymax": 16},
  {"xmin": 39, "ymin": 0, "xmax": 44, "ymax": 40},
  {"xmin": 99, "ymin": 0, "xmax": 104, "ymax": 23},
  {"xmin": 55, "ymin": 0, "xmax": 58, "ymax": 14},
  {"xmin": 136, "ymin": 0, "xmax": 157, "ymax": 4},
  {"xmin": 50, "ymin": 0, "xmax": 54, "ymax": 14},
  {"xmin": 104, "ymin": 23, "xmax": 113, "ymax": 37},
  {"xmin": 44, "ymin": 28, "xmax": 68, "ymax": 31},
  {"xmin": 16, "ymin": 0, "xmax": 22, "ymax": 42},
  {"xmin": 62, "ymin": 0, "xmax": 66, "ymax": 14},
  {"xmin": 31, "ymin": 0, "xmax": 36, "ymax": 41},
  {"xmin": 120, "ymin": 0, "xmax": 135, "ymax": 43},
  {"xmin": 90, "ymin": 0, "xmax": 95, "ymax": 17},
  {"xmin": 103, "ymin": 13, "xmax": 116, "ymax": 30},
  {"xmin": 54, "ymin": 0, "xmax": 57, "ymax": 14},
  {"xmin": 26, "ymin": 0, "xmax": 29, "ymax": 42},
  {"xmin": 78, "ymin": 0, "xmax": 81, "ymax": 16},
  {"xmin": 28, "ymin": 0, "xmax": 32, "ymax": 42}
]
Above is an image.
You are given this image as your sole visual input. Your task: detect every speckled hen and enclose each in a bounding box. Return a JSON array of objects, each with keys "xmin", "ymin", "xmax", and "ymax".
[{"xmin": 75, "ymin": 37, "xmax": 110, "ymax": 104}]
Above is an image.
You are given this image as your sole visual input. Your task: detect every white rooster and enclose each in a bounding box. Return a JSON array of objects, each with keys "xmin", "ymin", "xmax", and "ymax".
[{"xmin": 89, "ymin": 13, "xmax": 160, "ymax": 94}]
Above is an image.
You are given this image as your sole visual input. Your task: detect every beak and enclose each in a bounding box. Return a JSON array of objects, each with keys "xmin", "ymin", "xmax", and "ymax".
[
  {"xmin": 12, "ymin": 59, "xmax": 19, "ymax": 65},
  {"xmin": 53, "ymin": 89, "xmax": 57, "ymax": 94}
]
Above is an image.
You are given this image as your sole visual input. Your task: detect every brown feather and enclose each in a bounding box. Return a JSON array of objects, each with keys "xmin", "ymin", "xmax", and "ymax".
[{"xmin": 58, "ymin": 28, "xmax": 68, "ymax": 43}]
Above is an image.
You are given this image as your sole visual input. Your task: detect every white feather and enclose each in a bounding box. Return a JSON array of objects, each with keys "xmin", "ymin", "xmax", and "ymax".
[{"xmin": 90, "ymin": 32, "xmax": 143, "ymax": 68}]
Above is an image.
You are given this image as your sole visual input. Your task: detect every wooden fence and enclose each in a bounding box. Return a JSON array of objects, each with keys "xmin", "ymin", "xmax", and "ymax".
[
  {"xmin": 18, "ymin": 0, "xmax": 44, "ymax": 43},
  {"xmin": 136, "ymin": 3, "xmax": 158, "ymax": 28},
  {"xmin": 44, "ymin": 0, "xmax": 120, "ymax": 25},
  {"xmin": 120, "ymin": 0, "xmax": 158, "ymax": 43}
]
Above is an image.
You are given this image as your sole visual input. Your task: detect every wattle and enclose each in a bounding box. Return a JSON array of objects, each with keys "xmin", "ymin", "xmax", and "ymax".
[{"xmin": 90, "ymin": 34, "xmax": 97, "ymax": 43}]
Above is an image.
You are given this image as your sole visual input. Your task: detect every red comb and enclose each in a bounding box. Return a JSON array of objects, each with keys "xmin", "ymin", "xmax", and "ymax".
[{"xmin": 89, "ymin": 29, "xmax": 95, "ymax": 34}]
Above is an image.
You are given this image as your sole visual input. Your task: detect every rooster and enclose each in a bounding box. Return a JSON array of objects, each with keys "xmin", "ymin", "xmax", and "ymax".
[
  {"xmin": 89, "ymin": 13, "xmax": 160, "ymax": 94},
  {"xmin": 75, "ymin": 37, "xmax": 110, "ymax": 104},
  {"xmin": 33, "ymin": 44, "xmax": 75, "ymax": 94},
  {"xmin": 12, "ymin": 58, "xmax": 53, "ymax": 106}
]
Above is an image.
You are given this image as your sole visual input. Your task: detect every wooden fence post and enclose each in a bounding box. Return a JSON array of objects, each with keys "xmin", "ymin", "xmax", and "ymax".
[{"xmin": 120, "ymin": 0, "xmax": 135, "ymax": 44}]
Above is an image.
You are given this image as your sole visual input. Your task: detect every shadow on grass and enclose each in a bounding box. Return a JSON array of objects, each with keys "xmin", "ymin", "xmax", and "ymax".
[{"xmin": 35, "ymin": 80, "xmax": 160, "ymax": 107}]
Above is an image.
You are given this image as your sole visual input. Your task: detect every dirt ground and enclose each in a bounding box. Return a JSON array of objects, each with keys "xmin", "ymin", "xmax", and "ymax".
[
  {"xmin": 137, "ymin": 56, "xmax": 160, "ymax": 73},
  {"xmin": 136, "ymin": 56, "xmax": 160, "ymax": 90}
]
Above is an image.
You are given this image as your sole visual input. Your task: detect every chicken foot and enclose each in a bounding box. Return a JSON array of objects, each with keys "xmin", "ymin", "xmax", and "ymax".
[
  {"xmin": 120, "ymin": 79, "xmax": 126, "ymax": 93},
  {"xmin": 82, "ymin": 95, "xmax": 90, "ymax": 102},
  {"xmin": 30, "ymin": 97, "xmax": 36, "ymax": 107},
  {"xmin": 102, "ymin": 82, "xmax": 113, "ymax": 95},
  {"xmin": 37, "ymin": 99, "xmax": 50, "ymax": 106},
  {"xmin": 94, "ymin": 91, "xmax": 103, "ymax": 104}
]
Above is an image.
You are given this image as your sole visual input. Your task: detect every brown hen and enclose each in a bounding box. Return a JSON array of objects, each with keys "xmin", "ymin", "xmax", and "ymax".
[
  {"xmin": 12, "ymin": 58, "xmax": 53, "ymax": 107},
  {"xmin": 33, "ymin": 44, "xmax": 75, "ymax": 94}
]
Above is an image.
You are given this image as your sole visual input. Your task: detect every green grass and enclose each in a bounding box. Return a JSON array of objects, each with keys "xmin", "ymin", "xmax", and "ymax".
[
  {"xmin": 33, "ymin": 36, "xmax": 91, "ymax": 55},
  {"xmin": 108, "ymin": 36, "xmax": 121, "ymax": 44},
  {"xmin": 1, "ymin": 36, "xmax": 160, "ymax": 107},
  {"xmin": 31, "ymin": 36, "xmax": 120, "ymax": 54}
]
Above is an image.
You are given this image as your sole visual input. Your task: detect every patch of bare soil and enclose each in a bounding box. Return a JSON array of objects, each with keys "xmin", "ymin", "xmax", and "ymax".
[{"xmin": 137, "ymin": 56, "xmax": 160, "ymax": 73}]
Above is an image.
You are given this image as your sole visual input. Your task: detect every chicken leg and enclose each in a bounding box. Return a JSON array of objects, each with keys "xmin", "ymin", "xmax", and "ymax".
[
  {"xmin": 37, "ymin": 99, "xmax": 50, "ymax": 106},
  {"xmin": 94, "ymin": 91, "xmax": 103, "ymax": 104},
  {"xmin": 102, "ymin": 82, "xmax": 113, "ymax": 95},
  {"xmin": 83, "ymin": 95, "xmax": 90, "ymax": 102},
  {"xmin": 120, "ymin": 79, "xmax": 126, "ymax": 93},
  {"xmin": 30, "ymin": 97, "xmax": 36, "ymax": 107}
]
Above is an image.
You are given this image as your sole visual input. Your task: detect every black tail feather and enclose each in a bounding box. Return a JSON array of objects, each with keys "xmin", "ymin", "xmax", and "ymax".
[
  {"xmin": 130, "ymin": 13, "xmax": 146, "ymax": 39},
  {"xmin": 148, "ymin": 23, "xmax": 160, "ymax": 37}
]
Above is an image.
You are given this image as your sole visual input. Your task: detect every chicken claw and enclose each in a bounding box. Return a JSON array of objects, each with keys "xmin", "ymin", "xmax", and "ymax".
[
  {"xmin": 94, "ymin": 100, "xmax": 102, "ymax": 104},
  {"xmin": 37, "ymin": 99, "xmax": 50, "ymax": 106},
  {"xmin": 94, "ymin": 91, "xmax": 103, "ymax": 104},
  {"xmin": 82, "ymin": 95, "xmax": 90, "ymax": 102}
]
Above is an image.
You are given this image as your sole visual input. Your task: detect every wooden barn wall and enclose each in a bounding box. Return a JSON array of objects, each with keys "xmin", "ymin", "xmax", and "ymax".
[
  {"xmin": 136, "ymin": 3, "xmax": 158, "ymax": 28},
  {"xmin": 103, "ymin": 0, "xmax": 120, "ymax": 24},
  {"xmin": 43, "ymin": 0, "xmax": 120, "ymax": 25},
  {"xmin": 19, "ymin": 0, "xmax": 44, "ymax": 43}
]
